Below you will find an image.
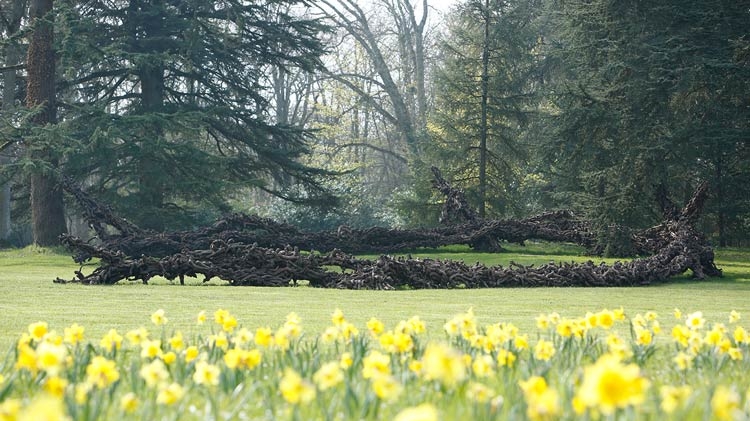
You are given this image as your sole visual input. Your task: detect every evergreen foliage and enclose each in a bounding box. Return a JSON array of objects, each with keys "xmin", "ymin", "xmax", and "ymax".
[
  {"xmin": 54, "ymin": 0, "xmax": 336, "ymax": 230},
  {"xmin": 538, "ymin": 0, "xmax": 750, "ymax": 243},
  {"xmin": 429, "ymin": 0, "xmax": 542, "ymax": 219}
]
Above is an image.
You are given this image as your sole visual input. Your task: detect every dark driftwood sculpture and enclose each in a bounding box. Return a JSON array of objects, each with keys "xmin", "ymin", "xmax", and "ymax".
[
  {"xmin": 55, "ymin": 173, "xmax": 720, "ymax": 288},
  {"xmin": 59, "ymin": 171, "xmax": 598, "ymax": 262}
]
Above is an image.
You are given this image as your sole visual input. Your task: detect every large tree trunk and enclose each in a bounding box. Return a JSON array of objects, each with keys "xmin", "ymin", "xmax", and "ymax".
[
  {"xmin": 27, "ymin": 0, "xmax": 66, "ymax": 246},
  {"xmin": 132, "ymin": 0, "xmax": 167, "ymax": 230}
]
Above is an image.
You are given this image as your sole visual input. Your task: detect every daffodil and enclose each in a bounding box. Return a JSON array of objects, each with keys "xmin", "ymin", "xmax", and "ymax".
[
  {"xmin": 405, "ymin": 316, "xmax": 426, "ymax": 334},
  {"xmin": 99, "ymin": 329, "xmax": 123, "ymax": 352},
  {"xmin": 635, "ymin": 328, "xmax": 653, "ymax": 346},
  {"xmin": 390, "ymin": 332, "xmax": 414, "ymax": 354},
  {"xmin": 420, "ymin": 342, "xmax": 467, "ymax": 386},
  {"xmin": 597, "ymin": 309, "xmax": 616, "ymax": 329},
  {"xmin": 331, "ymin": 308, "xmax": 346, "ymax": 326},
  {"xmin": 672, "ymin": 324, "xmax": 691, "ymax": 347},
  {"xmin": 729, "ymin": 310, "xmax": 741, "ymax": 324},
  {"xmin": 733, "ymin": 326, "xmax": 749, "ymax": 344},
  {"xmin": 140, "ymin": 339, "xmax": 163, "ymax": 359},
  {"xmin": 313, "ymin": 361, "xmax": 344, "ymax": 390},
  {"xmin": 28, "ymin": 321, "xmax": 48, "ymax": 341},
  {"xmin": 184, "ymin": 345, "xmax": 200, "ymax": 363},
  {"xmin": 208, "ymin": 332, "xmax": 229, "ymax": 351},
  {"xmin": 193, "ymin": 361, "xmax": 221, "ymax": 386},
  {"xmin": 222, "ymin": 315, "xmax": 238, "ymax": 332},
  {"xmin": 274, "ymin": 328, "xmax": 292, "ymax": 351},
  {"xmin": 279, "ymin": 368, "xmax": 315, "ymax": 405},
  {"xmin": 214, "ymin": 309, "xmax": 230, "ymax": 325},
  {"xmin": 659, "ymin": 385, "xmax": 692, "ymax": 413},
  {"xmin": 340, "ymin": 321, "xmax": 359, "ymax": 340},
  {"xmin": 711, "ymin": 385, "xmax": 740, "ymax": 421},
  {"xmin": 340, "ymin": 352, "xmax": 353, "ymax": 369},
  {"xmin": 139, "ymin": 359, "xmax": 169, "ymax": 388},
  {"xmin": 43, "ymin": 376, "xmax": 68, "ymax": 398},
  {"xmin": 35, "ymin": 341, "xmax": 67, "ymax": 375},
  {"xmin": 514, "ymin": 334, "xmax": 529, "ymax": 350},
  {"xmin": 472, "ymin": 354, "xmax": 495, "ymax": 377},
  {"xmin": 534, "ymin": 339, "xmax": 555, "ymax": 361},
  {"xmin": 0, "ymin": 399, "xmax": 21, "ymax": 421},
  {"xmin": 535, "ymin": 313, "xmax": 550, "ymax": 330},
  {"xmin": 63, "ymin": 323, "xmax": 85, "ymax": 345},
  {"xmin": 85, "ymin": 356, "xmax": 120, "ymax": 389},
  {"xmin": 156, "ymin": 382, "xmax": 184, "ymax": 406},
  {"xmin": 74, "ymin": 383, "xmax": 91, "ymax": 405},
  {"xmin": 320, "ymin": 326, "xmax": 339, "ymax": 343},
  {"xmin": 575, "ymin": 353, "xmax": 650, "ymax": 415},
  {"xmin": 367, "ymin": 317, "xmax": 385, "ymax": 336},
  {"xmin": 254, "ymin": 327, "xmax": 273, "ymax": 347},
  {"xmin": 120, "ymin": 392, "xmax": 139, "ymax": 413},
  {"xmin": 126, "ymin": 327, "xmax": 150, "ymax": 346},
  {"xmin": 233, "ymin": 327, "xmax": 254, "ymax": 347},
  {"xmin": 467, "ymin": 382, "xmax": 496, "ymax": 403},
  {"xmin": 519, "ymin": 376, "xmax": 560, "ymax": 421},
  {"xmin": 686, "ymin": 311, "xmax": 705, "ymax": 330},
  {"xmin": 168, "ymin": 331, "xmax": 185, "ymax": 351},
  {"xmin": 362, "ymin": 350, "xmax": 391, "ymax": 379},
  {"xmin": 556, "ymin": 319, "xmax": 575, "ymax": 338},
  {"xmin": 162, "ymin": 351, "xmax": 177, "ymax": 365},
  {"xmin": 497, "ymin": 349, "xmax": 516, "ymax": 368},
  {"xmin": 371, "ymin": 375, "xmax": 402, "ymax": 401},
  {"xmin": 150, "ymin": 309, "xmax": 168, "ymax": 326},
  {"xmin": 17, "ymin": 394, "xmax": 71, "ymax": 421},
  {"xmin": 393, "ymin": 403, "xmax": 438, "ymax": 421}
]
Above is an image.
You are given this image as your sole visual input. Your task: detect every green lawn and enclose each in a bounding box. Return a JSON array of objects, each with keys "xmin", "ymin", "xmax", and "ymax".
[{"xmin": 1, "ymin": 243, "xmax": 749, "ymax": 351}]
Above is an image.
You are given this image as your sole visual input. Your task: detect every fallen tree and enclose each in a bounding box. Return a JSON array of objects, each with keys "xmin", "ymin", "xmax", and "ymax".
[
  {"xmin": 60, "ymin": 173, "xmax": 598, "ymax": 261},
  {"xmin": 56, "ymin": 180, "xmax": 721, "ymax": 288}
]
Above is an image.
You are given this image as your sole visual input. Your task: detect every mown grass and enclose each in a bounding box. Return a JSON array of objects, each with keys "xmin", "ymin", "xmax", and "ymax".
[{"xmin": 1, "ymin": 243, "xmax": 748, "ymax": 353}]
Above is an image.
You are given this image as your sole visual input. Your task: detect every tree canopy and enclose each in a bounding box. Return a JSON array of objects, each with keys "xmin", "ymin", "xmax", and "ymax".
[{"xmin": 0, "ymin": 0, "xmax": 747, "ymax": 247}]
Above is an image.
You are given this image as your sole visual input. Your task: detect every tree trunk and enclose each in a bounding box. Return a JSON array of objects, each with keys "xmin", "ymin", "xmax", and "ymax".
[
  {"xmin": 133, "ymin": 0, "xmax": 167, "ymax": 229},
  {"xmin": 27, "ymin": 0, "xmax": 66, "ymax": 246},
  {"xmin": 478, "ymin": 0, "xmax": 491, "ymax": 218},
  {"xmin": 1, "ymin": 0, "xmax": 27, "ymax": 241},
  {"xmin": 1, "ymin": 48, "xmax": 16, "ymax": 239},
  {"xmin": 715, "ymin": 151, "xmax": 727, "ymax": 247}
]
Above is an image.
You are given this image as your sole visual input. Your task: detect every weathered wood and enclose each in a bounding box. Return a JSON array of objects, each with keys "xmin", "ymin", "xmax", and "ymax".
[{"xmin": 56, "ymin": 181, "xmax": 720, "ymax": 288}]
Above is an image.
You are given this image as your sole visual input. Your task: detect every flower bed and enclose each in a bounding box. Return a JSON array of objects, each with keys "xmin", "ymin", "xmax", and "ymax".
[{"xmin": 2, "ymin": 307, "xmax": 749, "ymax": 420}]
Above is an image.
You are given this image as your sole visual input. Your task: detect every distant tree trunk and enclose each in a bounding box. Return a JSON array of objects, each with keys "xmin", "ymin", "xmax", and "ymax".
[
  {"xmin": 1, "ymin": 46, "xmax": 17, "ymax": 240},
  {"xmin": 715, "ymin": 151, "xmax": 727, "ymax": 247},
  {"xmin": 478, "ymin": 0, "xmax": 490, "ymax": 218},
  {"xmin": 27, "ymin": 0, "xmax": 66, "ymax": 246},
  {"xmin": 1, "ymin": 0, "xmax": 27, "ymax": 241}
]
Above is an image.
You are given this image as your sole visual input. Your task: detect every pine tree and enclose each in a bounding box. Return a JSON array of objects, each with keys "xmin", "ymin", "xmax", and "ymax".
[{"xmin": 430, "ymin": 0, "xmax": 541, "ymax": 218}]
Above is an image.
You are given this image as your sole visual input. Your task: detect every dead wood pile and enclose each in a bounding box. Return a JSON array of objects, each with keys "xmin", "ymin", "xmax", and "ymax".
[{"xmin": 55, "ymin": 176, "xmax": 721, "ymax": 288}]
